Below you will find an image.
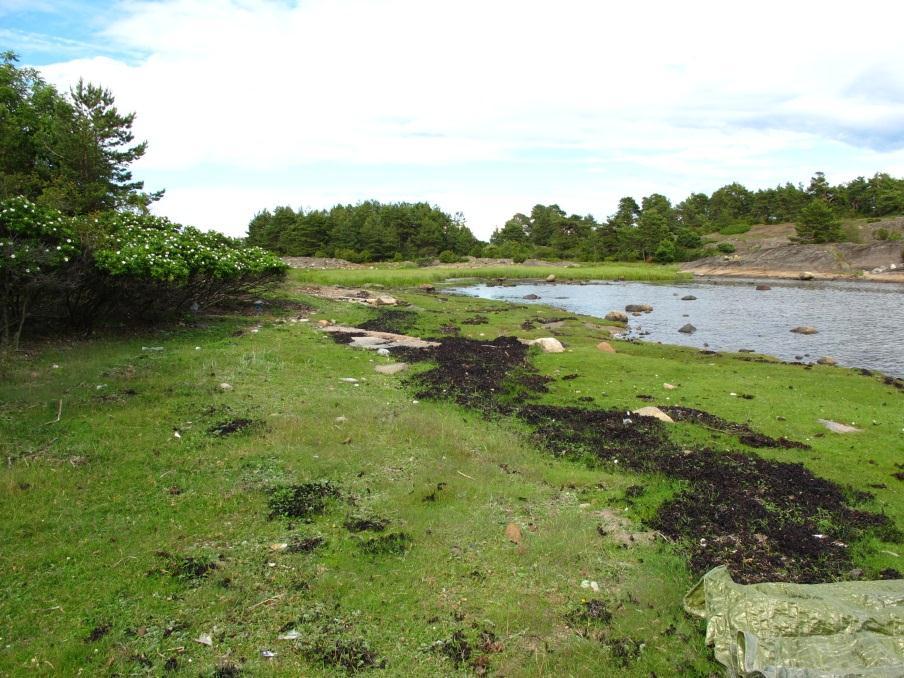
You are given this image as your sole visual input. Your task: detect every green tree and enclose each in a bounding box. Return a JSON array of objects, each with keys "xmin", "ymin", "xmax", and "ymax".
[
  {"xmin": 0, "ymin": 53, "xmax": 160, "ymax": 214},
  {"xmin": 709, "ymin": 182, "xmax": 752, "ymax": 227},
  {"xmin": 527, "ymin": 204, "xmax": 565, "ymax": 246},
  {"xmin": 491, "ymin": 213, "xmax": 530, "ymax": 244},
  {"xmin": 795, "ymin": 200, "xmax": 843, "ymax": 243},
  {"xmin": 676, "ymin": 192, "xmax": 711, "ymax": 230}
]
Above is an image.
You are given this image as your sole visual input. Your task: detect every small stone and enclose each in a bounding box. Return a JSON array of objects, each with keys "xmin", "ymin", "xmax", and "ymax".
[
  {"xmin": 799, "ymin": 271, "xmax": 815, "ymax": 280},
  {"xmin": 374, "ymin": 362, "xmax": 408, "ymax": 375},
  {"xmin": 605, "ymin": 311, "xmax": 629, "ymax": 323},
  {"xmin": 219, "ymin": 383, "xmax": 233, "ymax": 391},
  {"xmin": 633, "ymin": 406, "xmax": 674, "ymax": 423},
  {"xmin": 521, "ymin": 337, "xmax": 565, "ymax": 353},
  {"xmin": 419, "ymin": 283, "xmax": 436, "ymax": 292},
  {"xmin": 663, "ymin": 383, "xmax": 676, "ymax": 390},
  {"xmin": 681, "ymin": 295, "xmax": 697, "ymax": 301},
  {"xmin": 755, "ymin": 284, "xmax": 771, "ymax": 291},
  {"xmin": 523, "ymin": 294, "xmax": 541, "ymax": 300},
  {"xmin": 546, "ymin": 274, "xmax": 557, "ymax": 282},
  {"xmin": 625, "ymin": 304, "xmax": 653, "ymax": 313},
  {"xmin": 816, "ymin": 356, "xmax": 837, "ymax": 366},
  {"xmin": 339, "ymin": 377, "xmax": 359, "ymax": 383},
  {"xmin": 818, "ymin": 419, "xmax": 862, "ymax": 434},
  {"xmin": 791, "ymin": 326, "xmax": 818, "ymax": 335},
  {"xmin": 678, "ymin": 323, "xmax": 696, "ymax": 334},
  {"xmin": 596, "ymin": 341, "xmax": 616, "ymax": 353},
  {"xmin": 374, "ymin": 295, "xmax": 398, "ymax": 306}
]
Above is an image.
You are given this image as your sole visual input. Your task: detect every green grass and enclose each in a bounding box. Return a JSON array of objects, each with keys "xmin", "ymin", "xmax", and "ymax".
[
  {"xmin": 1, "ymin": 281, "xmax": 901, "ymax": 676},
  {"xmin": 289, "ymin": 262, "xmax": 689, "ymax": 288},
  {"xmin": 717, "ymin": 223, "xmax": 752, "ymax": 236}
]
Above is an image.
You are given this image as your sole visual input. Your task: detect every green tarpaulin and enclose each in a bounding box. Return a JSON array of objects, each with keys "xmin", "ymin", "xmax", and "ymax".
[{"xmin": 684, "ymin": 566, "xmax": 904, "ymax": 677}]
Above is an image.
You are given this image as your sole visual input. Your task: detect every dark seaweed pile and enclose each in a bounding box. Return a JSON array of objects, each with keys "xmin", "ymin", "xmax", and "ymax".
[
  {"xmin": 397, "ymin": 335, "xmax": 900, "ymax": 583},
  {"xmin": 358, "ymin": 309, "xmax": 418, "ymax": 334}
]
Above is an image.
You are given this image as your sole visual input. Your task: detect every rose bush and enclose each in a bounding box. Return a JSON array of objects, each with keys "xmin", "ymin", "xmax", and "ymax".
[{"xmin": 1, "ymin": 197, "xmax": 287, "ymax": 347}]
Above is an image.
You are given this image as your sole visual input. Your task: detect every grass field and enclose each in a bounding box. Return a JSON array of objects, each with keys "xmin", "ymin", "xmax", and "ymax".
[
  {"xmin": 289, "ymin": 262, "xmax": 689, "ymax": 288},
  {"xmin": 1, "ymin": 276, "xmax": 901, "ymax": 676}
]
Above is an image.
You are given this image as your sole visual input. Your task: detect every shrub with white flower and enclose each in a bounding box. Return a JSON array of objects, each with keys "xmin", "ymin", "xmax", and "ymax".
[
  {"xmin": 90, "ymin": 212, "xmax": 287, "ymax": 281},
  {"xmin": 0, "ymin": 197, "xmax": 78, "ymax": 278},
  {"xmin": 2, "ymin": 197, "xmax": 287, "ymax": 345}
]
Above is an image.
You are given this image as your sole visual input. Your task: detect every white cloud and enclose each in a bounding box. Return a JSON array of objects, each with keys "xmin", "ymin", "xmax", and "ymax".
[{"xmin": 37, "ymin": 0, "xmax": 904, "ymax": 238}]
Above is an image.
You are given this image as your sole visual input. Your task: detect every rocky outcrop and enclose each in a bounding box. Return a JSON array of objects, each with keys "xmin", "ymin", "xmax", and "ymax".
[{"xmin": 681, "ymin": 240, "xmax": 904, "ymax": 282}]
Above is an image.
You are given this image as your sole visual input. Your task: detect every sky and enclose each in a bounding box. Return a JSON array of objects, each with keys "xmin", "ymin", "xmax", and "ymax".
[{"xmin": 4, "ymin": 0, "xmax": 904, "ymax": 239}]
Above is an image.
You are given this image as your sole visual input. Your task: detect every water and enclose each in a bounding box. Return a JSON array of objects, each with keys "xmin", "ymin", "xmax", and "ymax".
[{"xmin": 452, "ymin": 277, "xmax": 904, "ymax": 377}]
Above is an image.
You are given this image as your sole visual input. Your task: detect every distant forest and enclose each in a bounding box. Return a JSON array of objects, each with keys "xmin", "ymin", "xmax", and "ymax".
[{"xmin": 247, "ymin": 172, "xmax": 904, "ymax": 263}]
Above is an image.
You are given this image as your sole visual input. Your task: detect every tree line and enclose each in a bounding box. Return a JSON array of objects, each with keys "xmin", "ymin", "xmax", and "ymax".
[
  {"xmin": 246, "ymin": 201, "xmax": 482, "ymax": 262},
  {"xmin": 253, "ymin": 172, "xmax": 904, "ymax": 263},
  {"xmin": 487, "ymin": 172, "xmax": 904, "ymax": 262}
]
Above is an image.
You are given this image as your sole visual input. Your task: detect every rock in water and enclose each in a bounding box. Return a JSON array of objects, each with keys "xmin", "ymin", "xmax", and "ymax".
[
  {"xmin": 816, "ymin": 356, "xmax": 837, "ymax": 366},
  {"xmin": 755, "ymin": 284, "xmax": 771, "ymax": 291},
  {"xmin": 523, "ymin": 293, "xmax": 540, "ymax": 300},
  {"xmin": 419, "ymin": 283, "xmax": 436, "ymax": 292},
  {"xmin": 596, "ymin": 341, "xmax": 616, "ymax": 353},
  {"xmin": 374, "ymin": 362, "xmax": 408, "ymax": 375},
  {"xmin": 678, "ymin": 323, "xmax": 697, "ymax": 334},
  {"xmin": 605, "ymin": 311, "xmax": 629, "ymax": 323},
  {"xmin": 521, "ymin": 337, "xmax": 565, "ymax": 353},
  {"xmin": 681, "ymin": 295, "xmax": 697, "ymax": 301},
  {"xmin": 625, "ymin": 304, "xmax": 653, "ymax": 313},
  {"xmin": 791, "ymin": 326, "xmax": 818, "ymax": 335},
  {"xmin": 633, "ymin": 407, "xmax": 674, "ymax": 423}
]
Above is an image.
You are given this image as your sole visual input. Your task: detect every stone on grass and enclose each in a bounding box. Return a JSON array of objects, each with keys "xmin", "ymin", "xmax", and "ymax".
[
  {"xmin": 219, "ymin": 383, "xmax": 233, "ymax": 391},
  {"xmin": 605, "ymin": 311, "xmax": 629, "ymax": 323},
  {"xmin": 596, "ymin": 341, "xmax": 616, "ymax": 353},
  {"xmin": 521, "ymin": 337, "xmax": 565, "ymax": 353},
  {"xmin": 546, "ymin": 274, "xmax": 557, "ymax": 282},
  {"xmin": 374, "ymin": 362, "xmax": 408, "ymax": 375},
  {"xmin": 633, "ymin": 406, "xmax": 674, "ymax": 423},
  {"xmin": 818, "ymin": 419, "xmax": 862, "ymax": 434}
]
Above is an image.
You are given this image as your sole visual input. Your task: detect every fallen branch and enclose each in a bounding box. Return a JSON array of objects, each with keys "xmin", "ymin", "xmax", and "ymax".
[{"xmin": 247, "ymin": 593, "xmax": 284, "ymax": 611}]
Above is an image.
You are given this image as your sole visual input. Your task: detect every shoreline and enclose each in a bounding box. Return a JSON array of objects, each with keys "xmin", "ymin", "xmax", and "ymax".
[
  {"xmin": 448, "ymin": 280, "xmax": 904, "ymax": 379},
  {"xmin": 679, "ymin": 265, "xmax": 904, "ymax": 284}
]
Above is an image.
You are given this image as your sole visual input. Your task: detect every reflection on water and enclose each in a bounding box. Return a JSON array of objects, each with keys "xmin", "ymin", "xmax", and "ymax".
[{"xmin": 452, "ymin": 277, "xmax": 904, "ymax": 377}]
